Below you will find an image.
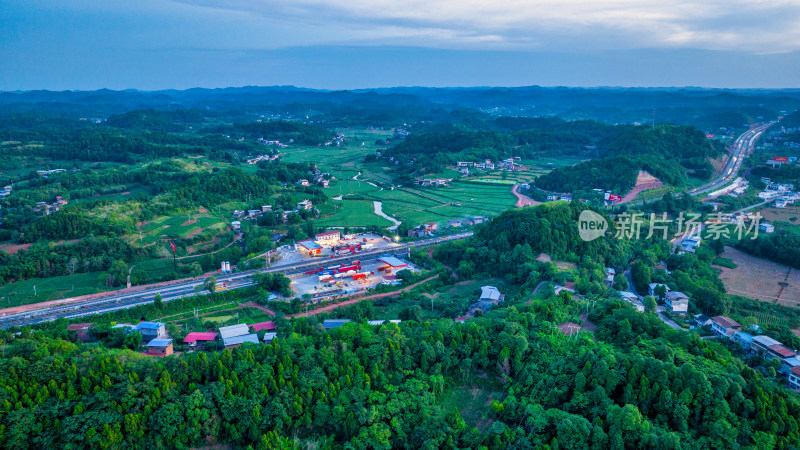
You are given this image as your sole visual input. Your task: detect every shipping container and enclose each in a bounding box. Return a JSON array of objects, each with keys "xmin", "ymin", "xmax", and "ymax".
[{"xmin": 305, "ymin": 268, "xmax": 323, "ymax": 275}]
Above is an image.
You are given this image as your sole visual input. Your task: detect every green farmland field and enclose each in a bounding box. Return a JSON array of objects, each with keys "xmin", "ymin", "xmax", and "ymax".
[
  {"xmin": 0, "ymin": 272, "xmax": 120, "ymax": 307},
  {"xmin": 315, "ymin": 200, "xmax": 393, "ymax": 227}
]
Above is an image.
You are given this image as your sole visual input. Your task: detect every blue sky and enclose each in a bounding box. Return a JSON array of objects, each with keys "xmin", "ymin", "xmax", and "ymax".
[{"xmin": 2, "ymin": 0, "xmax": 800, "ymax": 90}]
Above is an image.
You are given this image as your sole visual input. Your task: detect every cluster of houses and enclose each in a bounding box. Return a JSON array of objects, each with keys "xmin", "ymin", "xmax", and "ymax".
[
  {"xmin": 67, "ymin": 319, "xmax": 284, "ymax": 355},
  {"xmin": 456, "ymin": 158, "xmax": 523, "ymax": 172},
  {"xmin": 406, "ymin": 216, "xmax": 488, "ymax": 237},
  {"xmin": 246, "ymin": 153, "xmax": 281, "ymax": 164},
  {"xmin": 33, "ymin": 195, "xmax": 68, "ymax": 216},
  {"xmin": 413, "ymin": 178, "xmax": 452, "ymax": 187},
  {"xmin": 758, "ymin": 178, "xmax": 799, "ymax": 208},
  {"xmin": 0, "ymin": 185, "xmax": 11, "ymax": 199},
  {"xmin": 231, "ymin": 200, "xmax": 313, "ymax": 226},
  {"xmin": 322, "ymin": 133, "xmax": 346, "ymax": 147},
  {"xmin": 36, "ymin": 168, "xmax": 66, "ymax": 177},
  {"xmin": 257, "ymin": 138, "xmax": 289, "ymax": 148},
  {"xmin": 546, "ymin": 193, "xmax": 574, "ymax": 202},
  {"xmin": 297, "ymin": 168, "xmax": 331, "ymax": 187},
  {"xmin": 454, "ymin": 286, "xmax": 505, "ymax": 322},
  {"xmin": 707, "ymin": 315, "xmax": 800, "ymax": 390}
]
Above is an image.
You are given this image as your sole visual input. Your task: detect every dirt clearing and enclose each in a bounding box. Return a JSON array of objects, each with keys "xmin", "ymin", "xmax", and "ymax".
[
  {"xmin": 715, "ymin": 246, "xmax": 800, "ymax": 307},
  {"xmin": 620, "ymin": 171, "xmax": 664, "ymax": 203}
]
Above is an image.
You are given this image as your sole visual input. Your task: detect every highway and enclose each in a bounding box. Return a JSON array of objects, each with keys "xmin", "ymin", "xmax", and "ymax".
[
  {"xmin": 0, "ymin": 232, "xmax": 473, "ymax": 329},
  {"xmin": 689, "ymin": 123, "xmax": 772, "ymax": 197}
]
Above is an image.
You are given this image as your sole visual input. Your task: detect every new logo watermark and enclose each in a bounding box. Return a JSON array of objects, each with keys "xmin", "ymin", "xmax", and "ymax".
[
  {"xmin": 578, "ymin": 210, "xmax": 763, "ymax": 242},
  {"xmin": 578, "ymin": 210, "xmax": 608, "ymax": 241}
]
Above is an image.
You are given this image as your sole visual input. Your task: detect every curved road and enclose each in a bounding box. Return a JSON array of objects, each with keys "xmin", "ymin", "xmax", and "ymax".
[{"xmin": 689, "ymin": 123, "xmax": 772, "ymax": 197}]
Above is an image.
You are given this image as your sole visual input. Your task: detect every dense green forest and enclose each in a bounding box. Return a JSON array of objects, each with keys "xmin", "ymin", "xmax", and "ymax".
[
  {"xmin": 536, "ymin": 125, "xmax": 722, "ymax": 194},
  {"xmin": 2, "ymin": 295, "xmax": 800, "ymax": 448}
]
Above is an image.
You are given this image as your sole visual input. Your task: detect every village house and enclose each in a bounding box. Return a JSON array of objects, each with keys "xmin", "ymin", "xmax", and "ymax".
[
  {"xmin": 145, "ymin": 338, "xmax": 174, "ymax": 357},
  {"xmin": 789, "ymin": 366, "xmax": 800, "ymax": 390},
  {"xmin": 297, "ymin": 179, "xmax": 310, "ymax": 186},
  {"xmin": 664, "ymin": 291, "xmax": 690, "ymax": 315},
  {"xmin": 67, "ymin": 323, "xmax": 93, "ymax": 342},
  {"xmin": 135, "ymin": 322, "xmax": 166, "ymax": 343},
  {"xmin": 751, "ymin": 335, "xmax": 796, "ymax": 360},
  {"xmin": 733, "ymin": 331, "xmax": 755, "ymax": 350},
  {"xmin": 297, "ymin": 199, "xmax": 313, "ymax": 210},
  {"xmin": 648, "ymin": 283, "xmax": 670, "ymax": 298},
  {"xmin": 710, "ymin": 316, "xmax": 742, "ymax": 338},
  {"xmin": 447, "ymin": 219, "xmax": 462, "ymax": 228},
  {"xmin": 315, "ymin": 230, "xmax": 341, "ymax": 244},
  {"xmin": 323, "ymin": 319, "xmax": 351, "ymax": 330},
  {"xmin": 219, "ymin": 324, "xmax": 260, "ymax": 348},
  {"xmin": 250, "ymin": 321, "xmax": 276, "ymax": 332},
  {"xmin": 263, "ymin": 332, "xmax": 278, "ymax": 344},
  {"xmin": 183, "ymin": 332, "xmax": 218, "ymax": 351}
]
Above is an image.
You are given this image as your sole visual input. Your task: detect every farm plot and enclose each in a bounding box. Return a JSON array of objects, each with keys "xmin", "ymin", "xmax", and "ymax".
[
  {"xmin": 138, "ymin": 213, "xmax": 226, "ymax": 244},
  {"xmin": 715, "ymin": 246, "xmax": 800, "ymax": 307},
  {"xmin": 370, "ymin": 182, "xmax": 516, "ymax": 225},
  {"xmin": 315, "ymin": 200, "xmax": 393, "ymax": 227}
]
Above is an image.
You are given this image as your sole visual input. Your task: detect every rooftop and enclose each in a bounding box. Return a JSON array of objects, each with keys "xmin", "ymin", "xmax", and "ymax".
[
  {"xmin": 315, "ymin": 231, "xmax": 340, "ymax": 237},
  {"xmin": 665, "ymin": 291, "xmax": 689, "ymax": 301},
  {"xmin": 379, "ymin": 256, "xmax": 408, "ymax": 268},
  {"xmin": 367, "ymin": 320, "xmax": 401, "ymax": 326},
  {"xmin": 147, "ymin": 338, "xmax": 173, "ymax": 347},
  {"xmin": 323, "ymin": 319, "xmax": 351, "ymax": 329},
  {"xmin": 218, "ymin": 323, "xmax": 251, "ymax": 339},
  {"xmin": 183, "ymin": 332, "xmax": 218, "ymax": 343},
  {"xmin": 298, "ymin": 240, "xmax": 322, "ymax": 249},
  {"xmin": 222, "ymin": 334, "xmax": 260, "ymax": 347},
  {"xmin": 263, "ymin": 332, "xmax": 278, "ymax": 341},
  {"xmin": 733, "ymin": 331, "xmax": 754, "ymax": 343},
  {"xmin": 768, "ymin": 344, "xmax": 796, "ymax": 358},
  {"xmin": 712, "ymin": 316, "xmax": 741, "ymax": 329},
  {"xmin": 480, "ymin": 286, "xmax": 502, "ymax": 301},
  {"xmin": 136, "ymin": 321, "xmax": 164, "ymax": 330},
  {"xmin": 753, "ymin": 335, "xmax": 782, "ymax": 347},
  {"xmin": 250, "ymin": 321, "xmax": 276, "ymax": 332}
]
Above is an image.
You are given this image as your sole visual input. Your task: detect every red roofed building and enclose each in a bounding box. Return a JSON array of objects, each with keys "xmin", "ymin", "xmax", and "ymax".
[
  {"xmin": 250, "ymin": 321, "xmax": 276, "ymax": 332},
  {"xmin": 183, "ymin": 332, "xmax": 218, "ymax": 351},
  {"xmin": 789, "ymin": 366, "xmax": 800, "ymax": 390},
  {"xmin": 67, "ymin": 323, "xmax": 93, "ymax": 342},
  {"xmin": 710, "ymin": 316, "xmax": 741, "ymax": 338},
  {"xmin": 768, "ymin": 344, "xmax": 797, "ymax": 360}
]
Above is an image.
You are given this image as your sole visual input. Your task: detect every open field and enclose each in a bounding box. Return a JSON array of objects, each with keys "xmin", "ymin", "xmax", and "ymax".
[
  {"xmin": 0, "ymin": 271, "xmax": 118, "ymax": 307},
  {"xmin": 760, "ymin": 205, "xmax": 800, "ymax": 229},
  {"xmin": 370, "ymin": 182, "xmax": 516, "ymax": 225},
  {"xmin": 715, "ymin": 246, "xmax": 800, "ymax": 307},
  {"xmin": 137, "ymin": 213, "xmax": 227, "ymax": 244},
  {"xmin": 315, "ymin": 199, "xmax": 394, "ymax": 227}
]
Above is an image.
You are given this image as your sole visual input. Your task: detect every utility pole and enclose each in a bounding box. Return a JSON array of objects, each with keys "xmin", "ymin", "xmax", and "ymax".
[{"xmin": 33, "ymin": 285, "xmax": 37, "ymax": 296}]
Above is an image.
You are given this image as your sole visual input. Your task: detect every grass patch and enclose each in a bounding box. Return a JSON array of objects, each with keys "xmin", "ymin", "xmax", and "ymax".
[{"xmin": 0, "ymin": 272, "xmax": 119, "ymax": 307}]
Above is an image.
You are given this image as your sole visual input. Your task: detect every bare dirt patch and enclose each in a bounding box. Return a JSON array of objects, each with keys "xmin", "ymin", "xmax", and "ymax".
[
  {"xmin": 620, "ymin": 171, "xmax": 664, "ymax": 204},
  {"xmin": 181, "ymin": 218, "xmax": 198, "ymax": 226},
  {"xmin": 716, "ymin": 246, "xmax": 800, "ymax": 307},
  {"xmin": 512, "ymin": 184, "xmax": 541, "ymax": 207},
  {"xmin": 197, "ymin": 208, "xmax": 209, "ymax": 213},
  {"xmin": 536, "ymin": 253, "xmax": 552, "ymax": 263},
  {"xmin": 185, "ymin": 228, "xmax": 204, "ymax": 238},
  {"xmin": 0, "ymin": 243, "xmax": 32, "ymax": 254}
]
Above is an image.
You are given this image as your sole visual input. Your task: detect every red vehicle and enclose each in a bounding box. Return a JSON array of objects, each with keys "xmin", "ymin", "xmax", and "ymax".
[
  {"xmin": 304, "ymin": 267, "xmax": 323, "ymax": 275},
  {"xmin": 352, "ymin": 273, "xmax": 367, "ymax": 280}
]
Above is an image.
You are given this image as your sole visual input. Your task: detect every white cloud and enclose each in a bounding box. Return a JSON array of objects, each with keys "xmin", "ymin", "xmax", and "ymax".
[{"xmin": 171, "ymin": 0, "xmax": 800, "ymax": 52}]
